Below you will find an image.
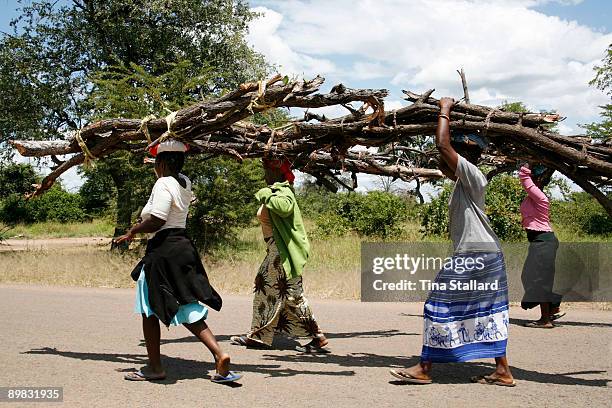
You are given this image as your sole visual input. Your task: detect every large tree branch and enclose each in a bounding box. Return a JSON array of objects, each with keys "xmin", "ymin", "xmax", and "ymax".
[{"xmin": 10, "ymin": 75, "xmax": 612, "ymax": 216}]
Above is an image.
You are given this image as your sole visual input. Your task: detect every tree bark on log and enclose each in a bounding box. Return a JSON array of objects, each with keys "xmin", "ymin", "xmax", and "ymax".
[{"xmin": 9, "ymin": 75, "xmax": 612, "ymax": 216}]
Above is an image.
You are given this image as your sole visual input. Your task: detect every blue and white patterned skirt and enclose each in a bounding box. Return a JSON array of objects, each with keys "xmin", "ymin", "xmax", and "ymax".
[
  {"xmin": 134, "ymin": 267, "xmax": 208, "ymax": 326},
  {"xmin": 421, "ymin": 251, "xmax": 509, "ymax": 363}
]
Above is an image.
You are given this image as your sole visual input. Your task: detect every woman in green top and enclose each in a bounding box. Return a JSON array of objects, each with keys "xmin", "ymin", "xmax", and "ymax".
[{"xmin": 231, "ymin": 158, "xmax": 328, "ymax": 353}]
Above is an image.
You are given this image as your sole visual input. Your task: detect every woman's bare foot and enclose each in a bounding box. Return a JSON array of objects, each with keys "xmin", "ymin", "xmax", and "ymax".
[
  {"xmin": 480, "ymin": 371, "xmax": 515, "ymax": 386},
  {"xmin": 124, "ymin": 365, "xmax": 166, "ymax": 381},
  {"xmin": 296, "ymin": 335, "xmax": 330, "ymax": 353},
  {"xmin": 313, "ymin": 334, "xmax": 328, "ymax": 348},
  {"xmin": 525, "ymin": 320, "xmax": 554, "ymax": 328},
  {"xmin": 215, "ymin": 353, "xmax": 231, "ymax": 377},
  {"xmin": 389, "ymin": 362, "xmax": 433, "ymax": 383},
  {"xmin": 230, "ymin": 335, "xmax": 270, "ymax": 348}
]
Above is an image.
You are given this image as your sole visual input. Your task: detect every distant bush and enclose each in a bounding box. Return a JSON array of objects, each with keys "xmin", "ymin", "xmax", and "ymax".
[
  {"xmin": 79, "ymin": 167, "xmax": 117, "ymax": 216},
  {"xmin": 0, "ymin": 162, "xmax": 38, "ymax": 196},
  {"xmin": 313, "ymin": 212, "xmax": 349, "ymax": 237},
  {"xmin": 485, "ymin": 175, "xmax": 525, "ymax": 241},
  {"xmin": 0, "ymin": 194, "xmax": 31, "ymax": 224},
  {"xmin": 0, "ymin": 185, "xmax": 85, "ymax": 224},
  {"xmin": 421, "ymin": 175, "xmax": 525, "ymax": 241},
  {"xmin": 185, "ymin": 157, "xmax": 266, "ymax": 252},
  {"xmin": 296, "ymin": 189, "xmax": 338, "ymax": 219},
  {"xmin": 420, "ymin": 183, "xmax": 452, "ymax": 237},
  {"xmin": 551, "ymin": 192, "xmax": 612, "ymax": 236},
  {"xmin": 313, "ymin": 191, "xmax": 409, "ymax": 238}
]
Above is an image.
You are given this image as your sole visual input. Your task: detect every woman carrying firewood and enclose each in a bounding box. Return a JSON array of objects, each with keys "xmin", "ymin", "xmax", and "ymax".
[
  {"xmin": 389, "ymin": 97, "xmax": 515, "ymax": 386},
  {"xmin": 518, "ymin": 163, "xmax": 565, "ymax": 328},
  {"xmin": 230, "ymin": 158, "xmax": 329, "ymax": 353},
  {"xmin": 114, "ymin": 139, "xmax": 242, "ymax": 383}
]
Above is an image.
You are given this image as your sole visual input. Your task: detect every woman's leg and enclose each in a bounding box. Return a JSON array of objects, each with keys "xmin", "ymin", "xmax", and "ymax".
[
  {"xmin": 184, "ymin": 319, "xmax": 231, "ymax": 376},
  {"xmin": 241, "ymin": 246, "xmax": 277, "ymax": 347},
  {"xmin": 539, "ymin": 302, "xmax": 552, "ymax": 324},
  {"xmin": 142, "ymin": 314, "xmax": 164, "ymax": 374}
]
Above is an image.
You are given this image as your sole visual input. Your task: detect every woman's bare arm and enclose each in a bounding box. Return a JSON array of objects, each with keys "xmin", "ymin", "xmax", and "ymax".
[{"xmin": 436, "ymin": 97, "xmax": 458, "ymax": 172}]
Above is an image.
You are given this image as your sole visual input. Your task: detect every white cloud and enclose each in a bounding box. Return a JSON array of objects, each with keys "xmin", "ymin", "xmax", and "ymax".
[
  {"xmin": 248, "ymin": 0, "xmax": 611, "ymax": 126},
  {"xmin": 247, "ymin": 6, "xmax": 336, "ymax": 76},
  {"xmin": 556, "ymin": 122, "xmax": 574, "ymax": 135}
]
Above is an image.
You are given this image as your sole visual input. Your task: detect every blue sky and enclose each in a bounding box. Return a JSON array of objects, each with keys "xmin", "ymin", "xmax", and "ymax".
[
  {"xmin": 534, "ymin": 0, "xmax": 610, "ymax": 31},
  {"xmin": 2, "ymin": 0, "xmax": 611, "ymax": 193}
]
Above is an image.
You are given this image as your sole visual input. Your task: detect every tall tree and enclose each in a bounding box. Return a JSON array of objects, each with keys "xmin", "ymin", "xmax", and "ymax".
[
  {"xmin": 582, "ymin": 43, "xmax": 612, "ymax": 142},
  {"xmin": 1, "ymin": 0, "xmax": 269, "ymax": 240}
]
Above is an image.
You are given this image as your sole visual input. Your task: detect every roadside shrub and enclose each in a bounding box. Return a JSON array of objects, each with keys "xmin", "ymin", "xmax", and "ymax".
[
  {"xmin": 315, "ymin": 191, "xmax": 409, "ymax": 238},
  {"xmin": 0, "ymin": 162, "xmax": 38, "ymax": 196},
  {"xmin": 79, "ymin": 167, "xmax": 117, "ymax": 216},
  {"xmin": 185, "ymin": 157, "xmax": 266, "ymax": 252},
  {"xmin": 551, "ymin": 192, "xmax": 612, "ymax": 236},
  {"xmin": 0, "ymin": 193, "xmax": 32, "ymax": 224},
  {"xmin": 313, "ymin": 212, "xmax": 349, "ymax": 238},
  {"xmin": 421, "ymin": 175, "xmax": 525, "ymax": 241},
  {"xmin": 420, "ymin": 183, "xmax": 452, "ymax": 237},
  {"xmin": 0, "ymin": 185, "xmax": 85, "ymax": 224},
  {"xmin": 296, "ymin": 189, "xmax": 337, "ymax": 219},
  {"xmin": 485, "ymin": 175, "xmax": 525, "ymax": 241}
]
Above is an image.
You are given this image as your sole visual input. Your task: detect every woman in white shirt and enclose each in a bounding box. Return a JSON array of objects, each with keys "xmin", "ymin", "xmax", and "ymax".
[{"xmin": 115, "ymin": 140, "xmax": 241, "ymax": 384}]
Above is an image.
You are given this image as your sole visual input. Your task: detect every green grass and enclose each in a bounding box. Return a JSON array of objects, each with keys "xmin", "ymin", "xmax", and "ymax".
[
  {"xmin": 2, "ymin": 216, "xmax": 609, "ymax": 243},
  {"xmin": 550, "ymin": 222, "xmax": 612, "ymax": 242},
  {"xmin": 1, "ymin": 218, "xmax": 115, "ymax": 239}
]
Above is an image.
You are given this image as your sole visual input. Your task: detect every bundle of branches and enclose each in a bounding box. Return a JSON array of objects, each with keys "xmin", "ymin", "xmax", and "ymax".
[{"xmin": 10, "ymin": 74, "xmax": 612, "ymax": 216}]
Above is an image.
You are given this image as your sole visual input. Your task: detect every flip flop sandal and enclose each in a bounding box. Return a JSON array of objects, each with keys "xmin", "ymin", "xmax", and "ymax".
[
  {"xmin": 471, "ymin": 375, "xmax": 516, "ymax": 387},
  {"xmin": 524, "ymin": 321, "xmax": 554, "ymax": 328},
  {"xmin": 230, "ymin": 335, "xmax": 270, "ymax": 349},
  {"xmin": 211, "ymin": 371, "xmax": 243, "ymax": 384},
  {"xmin": 295, "ymin": 343, "xmax": 331, "ymax": 354},
  {"xmin": 124, "ymin": 370, "xmax": 166, "ymax": 381},
  {"xmin": 389, "ymin": 369, "xmax": 433, "ymax": 384},
  {"xmin": 550, "ymin": 311, "xmax": 566, "ymax": 321}
]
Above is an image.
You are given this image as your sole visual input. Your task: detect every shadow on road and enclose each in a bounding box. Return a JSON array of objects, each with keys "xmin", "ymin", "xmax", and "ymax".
[
  {"xmin": 385, "ymin": 360, "xmax": 610, "ymax": 387},
  {"xmin": 21, "ymin": 346, "xmax": 610, "ymax": 387},
  {"xmin": 510, "ymin": 318, "xmax": 612, "ymax": 328},
  {"xmin": 258, "ymin": 352, "xmax": 610, "ymax": 387},
  {"xmin": 140, "ymin": 329, "xmax": 415, "ymax": 347},
  {"xmin": 22, "ymin": 347, "xmax": 356, "ymax": 384}
]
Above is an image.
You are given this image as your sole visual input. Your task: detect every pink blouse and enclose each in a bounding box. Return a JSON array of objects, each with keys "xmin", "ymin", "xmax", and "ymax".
[{"xmin": 519, "ymin": 166, "xmax": 552, "ymax": 232}]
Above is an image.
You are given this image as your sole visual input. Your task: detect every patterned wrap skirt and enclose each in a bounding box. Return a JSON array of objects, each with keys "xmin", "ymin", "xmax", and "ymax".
[
  {"xmin": 246, "ymin": 238, "xmax": 322, "ymax": 346},
  {"xmin": 421, "ymin": 251, "xmax": 509, "ymax": 363}
]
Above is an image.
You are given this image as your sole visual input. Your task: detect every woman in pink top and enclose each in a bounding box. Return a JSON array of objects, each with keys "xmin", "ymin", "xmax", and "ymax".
[{"xmin": 519, "ymin": 163, "xmax": 564, "ymax": 328}]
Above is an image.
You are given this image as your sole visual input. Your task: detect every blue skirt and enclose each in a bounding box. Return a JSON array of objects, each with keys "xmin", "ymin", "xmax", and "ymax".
[
  {"xmin": 421, "ymin": 251, "xmax": 509, "ymax": 363},
  {"xmin": 134, "ymin": 267, "xmax": 208, "ymax": 326}
]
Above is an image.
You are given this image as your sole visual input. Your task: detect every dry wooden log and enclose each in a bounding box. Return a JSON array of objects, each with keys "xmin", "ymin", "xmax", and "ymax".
[{"xmin": 9, "ymin": 75, "xmax": 612, "ymax": 216}]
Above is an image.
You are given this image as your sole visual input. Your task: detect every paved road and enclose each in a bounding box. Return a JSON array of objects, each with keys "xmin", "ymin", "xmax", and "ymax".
[{"xmin": 0, "ymin": 285, "xmax": 610, "ymax": 407}]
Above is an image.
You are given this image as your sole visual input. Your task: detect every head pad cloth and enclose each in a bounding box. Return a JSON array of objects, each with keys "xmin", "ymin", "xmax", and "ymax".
[
  {"xmin": 532, "ymin": 164, "xmax": 548, "ymax": 177},
  {"xmin": 263, "ymin": 158, "xmax": 295, "ymax": 183},
  {"xmin": 450, "ymin": 130, "xmax": 488, "ymax": 150},
  {"xmin": 148, "ymin": 140, "xmax": 189, "ymax": 157}
]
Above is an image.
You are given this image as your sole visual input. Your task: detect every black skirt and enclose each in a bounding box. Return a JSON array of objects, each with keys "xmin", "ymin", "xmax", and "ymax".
[
  {"xmin": 131, "ymin": 228, "xmax": 222, "ymax": 326},
  {"xmin": 521, "ymin": 230, "xmax": 562, "ymax": 309}
]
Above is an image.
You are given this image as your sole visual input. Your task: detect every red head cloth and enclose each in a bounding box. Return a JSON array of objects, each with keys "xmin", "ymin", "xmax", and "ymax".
[
  {"xmin": 279, "ymin": 160, "xmax": 295, "ymax": 183},
  {"xmin": 263, "ymin": 158, "xmax": 295, "ymax": 183},
  {"xmin": 148, "ymin": 140, "xmax": 189, "ymax": 157}
]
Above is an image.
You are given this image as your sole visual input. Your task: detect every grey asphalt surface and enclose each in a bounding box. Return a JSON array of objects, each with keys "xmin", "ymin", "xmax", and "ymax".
[{"xmin": 0, "ymin": 284, "xmax": 610, "ymax": 408}]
